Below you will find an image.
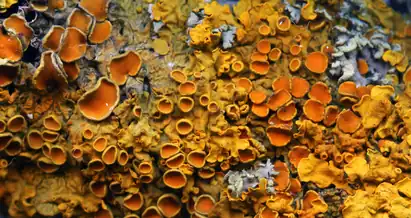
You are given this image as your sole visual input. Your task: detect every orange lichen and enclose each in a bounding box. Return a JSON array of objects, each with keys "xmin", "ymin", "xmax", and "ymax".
[
  {"xmin": 93, "ymin": 137, "xmax": 107, "ymax": 152},
  {"xmin": 298, "ymin": 154, "xmax": 344, "ymax": 188},
  {"xmin": 0, "ymin": 133, "xmax": 12, "ymax": 151},
  {"xmin": 404, "ymin": 67, "xmax": 411, "ymax": 84},
  {"xmin": 27, "ymin": 130, "xmax": 43, "ymax": 150},
  {"xmin": 42, "ymin": 25, "xmax": 65, "ymax": 51},
  {"xmin": 289, "ymin": 57, "xmax": 302, "ymax": 72},
  {"xmin": 256, "ymin": 39, "xmax": 271, "ymax": 54},
  {"xmin": 83, "ymin": 127, "xmax": 94, "ymax": 139},
  {"xmin": 266, "ymin": 125, "xmax": 292, "ymax": 147},
  {"xmin": 276, "ymin": 16, "xmax": 291, "ymax": 31},
  {"xmin": 3, "ymin": 14, "xmax": 33, "ymax": 49},
  {"xmin": 176, "ymin": 118, "xmax": 193, "ymax": 135},
  {"xmin": 0, "ymin": 24, "xmax": 23, "ymax": 62},
  {"xmin": 157, "ymin": 194, "xmax": 181, "ymax": 218},
  {"xmin": 338, "ymin": 81, "xmax": 357, "ymax": 97},
  {"xmin": 157, "ymin": 97, "xmax": 174, "ymax": 114},
  {"xmin": 301, "ymin": 190, "xmax": 328, "ymax": 217},
  {"xmin": 0, "ymin": 63, "xmax": 20, "ymax": 87},
  {"xmin": 258, "ymin": 24, "xmax": 271, "ymax": 36},
  {"xmin": 199, "ymin": 94, "xmax": 210, "ymax": 107},
  {"xmin": 32, "ymin": 51, "xmax": 68, "ymax": 91},
  {"xmin": 290, "ymin": 44, "xmax": 302, "ymax": 56},
  {"xmin": 267, "ymin": 89, "xmax": 292, "ymax": 111},
  {"xmin": 235, "ymin": 77, "xmax": 253, "ymax": 93},
  {"xmin": 62, "ymin": 61, "xmax": 80, "ymax": 81},
  {"xmin": 259, "ymin": 207, "xmax": 279, "ymax": 218},
  {"xmin": 268, "ymin": 48, "xmax": 282, "ymax": 61},
  {"xmin": 152, "ymin": 38, "xmax": 170, "ymax": 55},
  {"xmin": 71, "ymin": 146, "xmax": 83, "ymax": 159},
  {"xmin": 231, "ymin": 60, "xmax": 244, "ymax": 73},
  {"xmin": 288, "ymin": 146, "xmax": 310, "ymax": 169},
  {"xmin": 89, "ymin": 181, "xmax": 107, "ymax": 198},
  {"xmin": 178, "ymin": 81, "xmax": 197, "ymax": 95},
  {"xmin": 178, "ymin": 97, "xmax": 194, "ymax": 113},
  {"xmin": 50, "ymin": 146, "xmax": 67, "ymax": 165},
  {"xmin": 42, "ymin": 130, "xmax": 59, "ymax": 143},
  {"xmin": 238, "ymin": 148, "xmax": 257, "ymax": 163},
  {"xmin": 249, "ymin": 90, "xmax": 267, "ymax": 104},
  {"xmin": 207, "ymin": 101, "xmax": 220, "ymax": 113},
  {"xmin": 58, "ymin": 27, "xmax": 87, "ymax": 62},
  {"xmin": 301, "ymin": 0, "xmax": 318, "ymax": 20},
  {"xmin": 308, "ymin": 20, "xmax": 327, "ymax": 31},
  {"xmin": 142, "ymin": 206, "xmax": 162, "ymax": 218},
  {"xmin": 321, "ymin": 44, "xmax": 334, "ymax": 54},
  {"xmin": 163, "ymin": 169, "xmax": 187, "ymax": 189},
  {"xmin": 337, "ymin": 109, "xmax": 361, "ymax": 133},
  {"xmin": 108, "ymin": 51, "xmax": 142, "ymax": 85},
  {"xmin": 272, "ymin": 76, "xmax": 291, "ymax": 92},
  {"xmin": 0, "ymin": 120, "xmax": 5, "ymax": 132},
  {"xmin": 170, "ymin": 70, "xmax": 186, "ymax": 83},
  {"xmin": 277, "ymin": 101, "xmax": 297, "ymax": 121},
  {"xmin": 79, "ymin": 0, "xmax": 109, "ymax": 21},
  {"xmin": 102, "ymin": 145, "xmax": 117, "ymax": 165},
  {"xmin": 251, "ymin": 104, "xmax": 270, "ymax": 118},
  {"xmin": 88, "ymin": 158, "xmax": 105, "ymax": 172},
  {"xmin": 43, "ymin": 114, "xmax": 61, "ymax": 131},
  {"xmin": 48, "ymin": 0, "xmax": 65, "ymax": 11},
  {"xmin": 250, "ymin": 60, "xmax": 270, "ymax": 75},
  {"xmin": 194, "ymin": 195, "xmax": 215, "ymax": 216},
  {"xmin": 67, "ymin": 8, "xmax": 93, "ymax": 34},
  {"xmin": 37, "ymin": 157, "xmax": 59, "ymax": 173},
  {"xmin": 303, "ymin": 99, "xmax": 325, "ymax": 122},
  {"xmin": 198, "ymin": 168, "xmax": 215, "ymax": 179},
  {"xmin": 187, "ymin": 150, "xmax": 206, "ymax": 168},
  {"xmin": 7, "ymin": 115, "xmax": 26, "ymax": 133},
  {"xmin": 304, "ymin": 51, "xmax": 328, "ymax": 74},
  {"xmin": 78, "ymin": 77, "xmax": 120, "ymax": 121},
  {"xmin": 124, "ymin": 193, "xmax": 144, "ymax": 211},
  {"xmin": 4, "ymin": 137, "xmax": 22, "ymax": 156},
  {"xmin": 308, "ymin": 82, "xmax": 332, "ymax": 105},
  {"xmin": 165, "ymin": 153, "xmax": 185, "ymax": 168},
  {"xmin": 323, "ymin": 105, "xmax": 339, "ymax": 127},
  {"xmin": 356, "ymin": 86, "xmax": 371, "ymax": 98},
  {"xmin": 266, "ymin": 192, "xmax": 294, "ymax": 213},
  {"xmin": 274, "ymin": 161, "xmax": 290, "ymax": 191},
  {"xmin": 250, "ymin": 52, "xmax": 268, "ymax": 62},
  {"xmin": 1, "ymin": 1, "xmax": 410, "ymax": 217},
  {"xmin": 357, "ymin": 58, "xmax": 369, "ymax": 75},
  {"xmin": 291, "ymin": 77, "xmax": 310, "ymax": 98},
  {"xmin": 138, "ymin": 161, "xmax": 153, "ymax": 174}
]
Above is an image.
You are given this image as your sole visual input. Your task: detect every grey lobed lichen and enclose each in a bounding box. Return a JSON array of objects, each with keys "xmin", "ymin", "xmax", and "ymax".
[
  {"xmin": 212, "ymin": 25, "xmax": 237, "ymax": 49},
  {"xmin": 187, "ymin": 10, "xmax": 205, "ymax": 28},
  {"xmin": 283, "ymin": 0, "xmax": 301, "ymax": 23},
  {"xmin": 224, "ymin": 159, "xmax": 279, "ymax": 198},
  {"xmin": 329, "ymin": 25, "xmax": 393, "ymax": 85}
]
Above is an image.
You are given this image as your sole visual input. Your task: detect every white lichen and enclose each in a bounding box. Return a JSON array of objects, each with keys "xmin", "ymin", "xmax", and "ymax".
[
  {"xmin": 330, "ymin": 24, "xmax": 393, "ymax": 85},
  {"xmin": 212, "ymin": 25, "xmax": 237, "ymax": 49},
  {"xmin": 224, "ymin": 159, "xmax": 279, "ymax": 198},
  {"xmin": 187, "ymin": 10, "xmax": 204, "ymax": 27},
  {"xmin": 283, "ymin": 0, "xmax": 301, "ymax": 23},
  {"xmin": 315, "ymin": 8, "xmax": 333, "ymax": 21},
  {"xmin": 152, "ymin": 21, "xmax": 164, "ymax": 33}
]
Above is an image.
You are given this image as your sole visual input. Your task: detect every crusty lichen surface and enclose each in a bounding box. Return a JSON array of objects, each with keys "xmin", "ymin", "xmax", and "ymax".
[{"xmin": 0, "ymin": 0, "xmax": 410, "ymax": 217}]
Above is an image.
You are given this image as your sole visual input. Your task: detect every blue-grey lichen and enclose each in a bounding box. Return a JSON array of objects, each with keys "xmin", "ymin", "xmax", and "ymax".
[
  {"xmin": 315, "ymin": 8, "xmax": 333, "ymax": 21},
  {"xmin": 330, "ymin": 26, "xmax": 393, "ymax": 85},
  {"xmin": 224, "ymin": 159, "xmax": 279, "ymax": 198},
  {"xmin": 187, "ymin": 10, "xmax": 205, "ymax": 27},
  {"xmin": 283, "ymin": 0, "xmax": 301, "ymax": 23},
  {"xmin": 212, "ymin": 25, "xmax": 237, "ymax": 49}
]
